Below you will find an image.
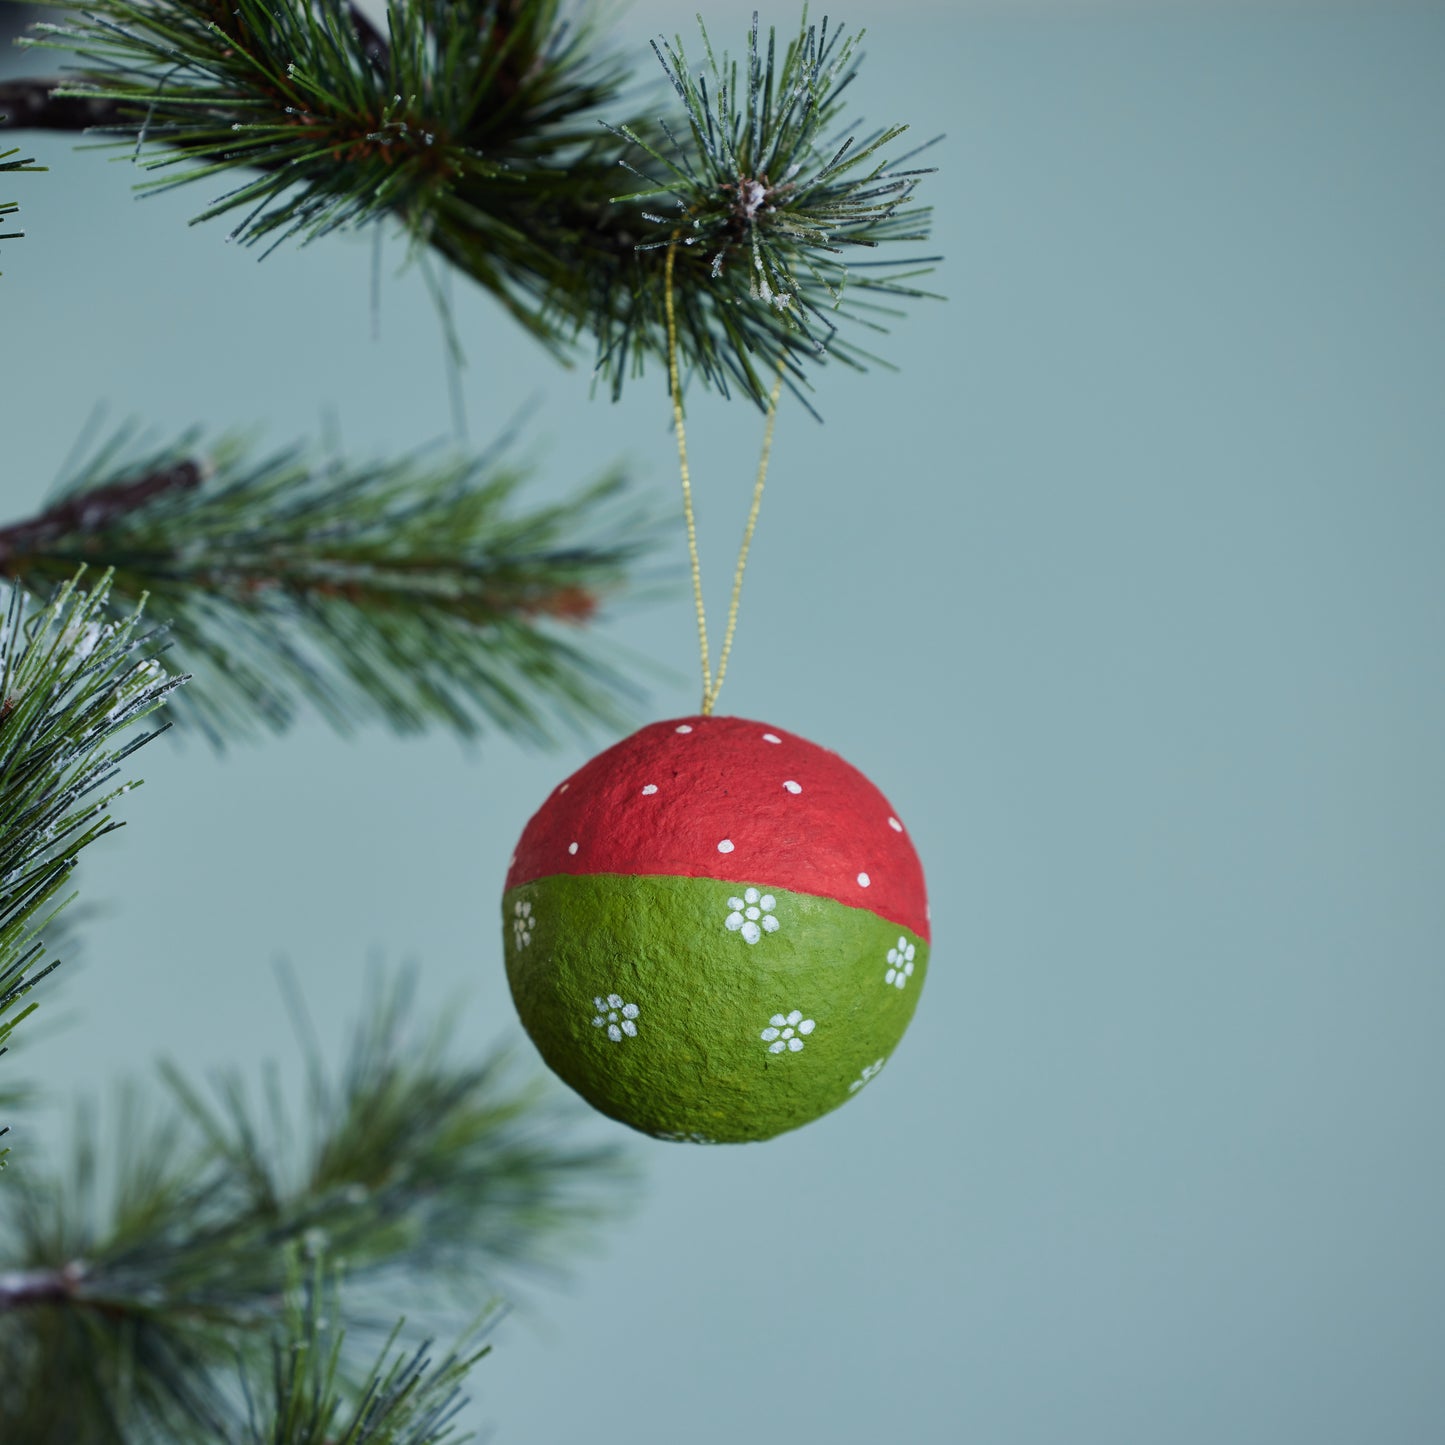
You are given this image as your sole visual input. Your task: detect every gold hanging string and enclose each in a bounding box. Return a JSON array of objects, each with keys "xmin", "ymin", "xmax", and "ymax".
[
  {"xmin": 707, "ymin": 359, "xmax": 785, "ymax": 714},
  {"xmin": 664, "ymin": 241, "xmax": 787, "ymax": 717},
  {"xmin": 664, "ymin": 242, "xmax": 712, "ymax": 708}
]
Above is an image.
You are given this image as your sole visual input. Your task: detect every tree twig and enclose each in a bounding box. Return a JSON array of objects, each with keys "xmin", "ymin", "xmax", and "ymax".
[
  {"xmin": 0, "ymin": 461, "xmax": 202, "ymax": 571},
  {"xmin": 0, "ymin": 78, "xmax": 129, "ymax": 133},
  {"xmin": 0, "ymin": 0, "xmax": 388, "ymax": 129},
  {"xmin": 348, "ymin": 1, "xmax": 390, "ymax": 71},
  {"xmin": 0, "ymin": 1262, "xmax": 85, "ymax": 1310}
]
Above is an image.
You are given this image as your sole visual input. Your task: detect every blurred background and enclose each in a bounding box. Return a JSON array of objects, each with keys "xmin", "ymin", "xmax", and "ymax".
[{"xmin": 2, "ymin": 0, "xmax": 1443, "ymax": 1440}]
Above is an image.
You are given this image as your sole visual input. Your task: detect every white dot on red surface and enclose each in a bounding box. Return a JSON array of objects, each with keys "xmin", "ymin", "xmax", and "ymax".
[
  {"xmin": 762, "ymin": 733, "xmax": 782, "ymax": 744},
  {"xmin": 783, "ymin": 780, "xmax": 802, "ymax": 794},
  {"xmin": 568, "ymin": 841, "xmax": 579, "ymax": 855},
  {"xmin": 717, "ymin": 839, "xmax": 735, "ymax": 854},
  {"xmin": 857, "ymin": 872, "xmax": 871, "ymax": 887},
  {"xmin": 559, "ymin": 783, "xmax": 569, "ymax": 793},
  {"xmin": 888, "ymin": 816, "xmax": 903, "ymax": 832},
  {"xmin": 642, "ymin": 784, "xmax": 658, "ymax": 795},
  {"xmin": 676, "ymin": 724, "xmax": 693, "ymax": 734}
]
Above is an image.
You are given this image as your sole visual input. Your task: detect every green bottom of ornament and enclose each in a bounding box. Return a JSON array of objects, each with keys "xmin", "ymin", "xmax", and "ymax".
[{"xmin": 503, "ymin": 872, "xmax": 928, "ymax": 1142}]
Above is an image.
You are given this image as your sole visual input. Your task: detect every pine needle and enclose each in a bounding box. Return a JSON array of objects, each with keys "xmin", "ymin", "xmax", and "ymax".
[
  {"xmin": 0, "ymin": 427, "xmax": 654, "ymax": 745},
  {"xmin": 237, "ymin": 1257, "xmax": 492, "ymax": 1444},
  {"xmin": 11, "ymin": 2, "xmax": 940, "ymax": 408},
  {"xmin": 0, "ymin": 147, "xmax": 44, "ymax": 274},
  {"xmin": 0, "ymin": 970, "xmax": 635, "ymax": 1442},
  {"xmin": 0, "ymin": 572, "xmax": 183, "ymax": 1153}
]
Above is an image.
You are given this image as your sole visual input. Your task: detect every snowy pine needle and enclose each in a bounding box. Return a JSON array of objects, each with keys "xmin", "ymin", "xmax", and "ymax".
[{"xmin": 0, "ymin": 573, "xmax": 181, "ymax": 1105}]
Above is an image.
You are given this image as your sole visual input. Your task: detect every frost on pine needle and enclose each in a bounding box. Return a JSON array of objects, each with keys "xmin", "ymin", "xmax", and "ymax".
[
  {"xmin": 55, "ymin": 615, "xmax": 110, "ymax": 663},
  {"xmin": 0, "ymin": 571, "xmax": 182, "ymax": 1106}
]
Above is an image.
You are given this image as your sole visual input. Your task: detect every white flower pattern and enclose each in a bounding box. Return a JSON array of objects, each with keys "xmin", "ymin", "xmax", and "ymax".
[
  {"xmin": 885, "ymin": 936, "xmax": 915, "ymax": 988},
  {"xmin": 512, "ymin": 898, "xmax": 534, "ymax": 948},
  {"xmin": 725, "ymin": 887, "xmax": 780, "ymax": 945},
  {"xmin": 760, "ymin": 1009, "xmax": 814, "ymax": 1053},
  {"xmin": 592, "ymin": 993, "xmax": 639, "ymax": 1042},
  {"xmin": 849, "ymin": 1057, "xmax": 887, "ymax": 1093}
]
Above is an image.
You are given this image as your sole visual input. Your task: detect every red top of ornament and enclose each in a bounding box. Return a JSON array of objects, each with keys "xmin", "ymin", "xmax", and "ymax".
[{"xmin": 505, "ymin": 715, "xmax": 929, "ymax": 942}]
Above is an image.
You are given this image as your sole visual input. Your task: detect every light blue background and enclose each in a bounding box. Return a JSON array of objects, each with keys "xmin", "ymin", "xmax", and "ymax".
[{"xmin": 3, "ymin": 2, "xmax": 1443, "ymax": 1441}]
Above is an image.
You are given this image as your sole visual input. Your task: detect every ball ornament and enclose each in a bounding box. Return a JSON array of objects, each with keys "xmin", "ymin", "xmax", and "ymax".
[{"xmin": 502, "ymin": 715, "xmax": 929, "ymax": 1142}]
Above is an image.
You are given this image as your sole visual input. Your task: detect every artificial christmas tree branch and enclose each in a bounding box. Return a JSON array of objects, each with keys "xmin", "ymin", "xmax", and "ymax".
[
  {"xmin": 0, "ymin": 3, "xmax": 946, "ymax": 1436},
  {"xmin": 0, "ymin": 429, "xmax": 652, "ymax": 743},
  {"xmin": 0, "ymin": 460, "xmax": 202, "ymax": 566},
  {"xmin": 0, "ymin": 971, "xmax": 633, "ymax": 1440},
  {"xmin": 0, "ymin": 0, "xmax": 385, "ymax": 128},
  {"xmin": 0, "ymin": 581, "xmax": 629, "ymax": 1440},
  {"xmin": 234, "ymin": 1263, "xmax": 491, "ymax": 1445},
  {"xmin": 2, "ymin": 1, "xmax": 939, "ymax": 410},
  {"xmin": 0, "ymin": 574, "xmax": 180, "ymax": 1097}
]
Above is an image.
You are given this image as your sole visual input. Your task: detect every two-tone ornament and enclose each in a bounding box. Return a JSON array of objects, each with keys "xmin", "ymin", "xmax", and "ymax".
[{"xmin": 502, "ymin": 714, "xmax": 929, "ymax": 1143}]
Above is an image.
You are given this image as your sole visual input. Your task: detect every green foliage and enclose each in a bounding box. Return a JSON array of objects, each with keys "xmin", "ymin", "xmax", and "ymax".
[
  {"xmin": 36, "ymin": 0, "xmax": 622, "ymax": 257},
  {"xmin": 0, "ymin": 9, "xmax": 944, "ymax": 1440},
  {"xmin": 608, "ymin": 10, "xmax": 940, "ymax": 412},
  {"xmin": 236, "ymin": 1263, "xmax": 491, "ymax": 1444},
  {"xmin": 0, "ymin": 573, "xmax": 180, "ymax": 1108},
  {"xmin": 19, "ymin": 2, "xmax": 937, "ymax": 408},
  {"xmin": 0, "ymin": 974, "xmax": 633, "ymax": 1442},
  {"xmin": 0, "ymin": 427, "xmax": 651, "ymax": 744},
  {"xmin": 0, "ymin": 146, "xmax": 43, "ymax": 272}
]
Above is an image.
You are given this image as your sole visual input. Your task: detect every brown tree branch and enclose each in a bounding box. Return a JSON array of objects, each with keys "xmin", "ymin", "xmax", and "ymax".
[
  {"xmin": 0, "ymin": 1261, "xmax": 86, "ymax": 1311},
  {"xmin": 0, "ymin": 78, "xmax": 132, "ymax": 133},
  {"xmin": 0, "ymin": 1, "xmax": 390, "ymax": 135},
  {"xmin": 348, "ymin": 1, "xmax": 390, "ymax": 71},
  {"xmin": 0, "ymin": 461, "xmax": 202, "ymax": 572}
]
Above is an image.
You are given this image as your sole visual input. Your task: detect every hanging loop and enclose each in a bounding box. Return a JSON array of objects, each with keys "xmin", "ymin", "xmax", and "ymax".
[{"xmin": 664, "ymin": 243, "xmax": 787, "ymax": 717}]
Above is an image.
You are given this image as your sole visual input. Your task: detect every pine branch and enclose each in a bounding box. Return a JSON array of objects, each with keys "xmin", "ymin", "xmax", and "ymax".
[
  {"xmin": 0, "ymin": 427, "xmax": 652, "ymax": 744},
  {"xmin": 0, "ymin": 972, "xmax": 635, "ymax": 1442},
  {"xmin": 603, "ymin": 11, "xmax": 944, "ymax": 413},
  {"xmin": 0, "ymin": 573, "xmax": 182, "ymax": 1160},
  {"xmin": 0, "ymin": 461, "xmax": 203, "ymax": 567},
  {"xmin": 236, "ymin": 1260, "xmax": 491, "ymax": 1445},
  {"xmin": 6, "ymin": 2, "xmax": 939, "ymax": 409}
]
